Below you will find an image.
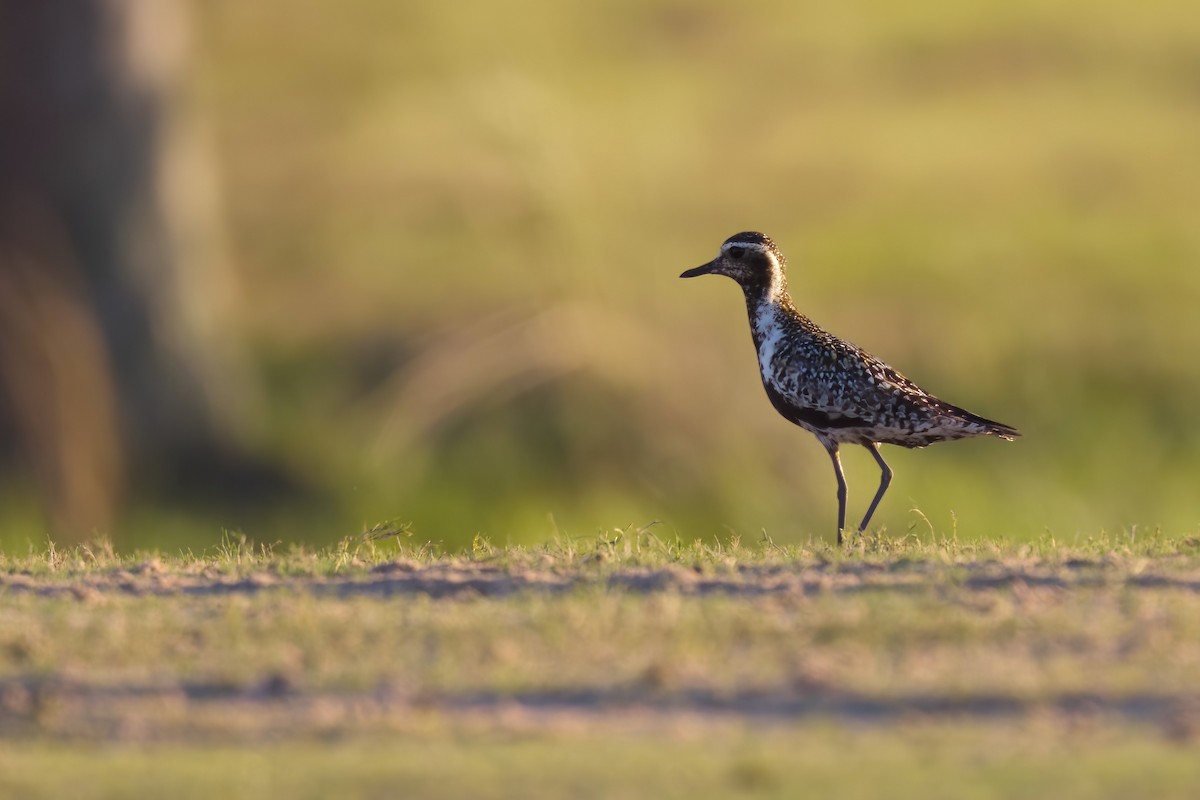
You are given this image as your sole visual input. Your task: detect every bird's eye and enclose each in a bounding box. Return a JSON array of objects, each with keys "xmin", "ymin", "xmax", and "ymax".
[{"xmin": 727, "ymin": 247, "xmax": 745, "ymax": 260}]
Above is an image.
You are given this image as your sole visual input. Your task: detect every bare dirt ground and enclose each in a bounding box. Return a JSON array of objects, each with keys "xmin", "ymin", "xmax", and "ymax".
[{"xmin": 6, "ymin": 551, "xmax": 1200, "ymax": 599}]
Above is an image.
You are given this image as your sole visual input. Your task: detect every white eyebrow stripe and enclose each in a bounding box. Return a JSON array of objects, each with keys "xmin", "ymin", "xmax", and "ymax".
[{"xmin": 722, "ymin": 241, "xmax": 770, "ymax": 253}]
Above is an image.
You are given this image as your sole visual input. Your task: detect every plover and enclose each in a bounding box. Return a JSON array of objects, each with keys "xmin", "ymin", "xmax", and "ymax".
[{"xmin": 681, "ymin": 231, "xmax": 1019, "ymax": 544}]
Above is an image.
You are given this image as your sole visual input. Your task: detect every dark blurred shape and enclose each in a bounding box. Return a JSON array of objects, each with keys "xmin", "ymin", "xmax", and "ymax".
[
  {"xmin": 0, "ymin": 202, "xmax": 124, "ymax": 538},
  {"xmin": 0, "ymin": 0, "xmax": 281, "ymax": 542}
]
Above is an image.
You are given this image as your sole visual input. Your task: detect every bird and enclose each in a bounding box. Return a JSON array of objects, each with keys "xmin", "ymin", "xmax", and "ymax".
[{"xmin": 680, "ymin": 231, "xmax": 1019, "ymax": 544}]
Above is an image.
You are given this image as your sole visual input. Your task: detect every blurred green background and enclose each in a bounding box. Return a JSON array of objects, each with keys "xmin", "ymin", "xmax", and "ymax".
[{"xmin": 2, "ymin": 0, "xmax": 1198, "ymax": 551}]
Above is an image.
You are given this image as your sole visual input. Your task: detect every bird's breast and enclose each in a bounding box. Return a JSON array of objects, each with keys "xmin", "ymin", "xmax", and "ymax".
[
  {"xmin": 753, "ymin": 310, "xmax": 849, "ymax": 408},
  {"xmin": 753, "ymin": 310, "xmax": 803, "ymax": 396}
]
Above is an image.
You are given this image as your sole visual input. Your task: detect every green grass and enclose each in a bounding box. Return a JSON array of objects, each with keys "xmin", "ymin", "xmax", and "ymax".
[
  {"xmin": 2, "ymin": 1, "xmax": 1198, "ymax": 548},
  {"xmin": 2, "ymin": 535, "xmax": 1200, "ymax": 797},
  {"xmin": 3, "ymin": 727, "xmax": 1200, "ymax": 800},
  {"xmin": 1, "ymin": 0, "xmax": 1180, "ymax": 549}
]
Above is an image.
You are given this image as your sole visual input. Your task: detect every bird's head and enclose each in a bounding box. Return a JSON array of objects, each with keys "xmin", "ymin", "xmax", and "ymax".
[{"xmin": 680, "ymin": 231, "xmax": 787, "ymax": 300}]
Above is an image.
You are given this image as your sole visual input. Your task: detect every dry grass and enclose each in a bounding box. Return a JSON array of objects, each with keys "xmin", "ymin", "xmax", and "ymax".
[
  {"xmin": 3, "ymin": 533, "xmax": 1200, "ymax": 736},
  {"xmin": 2, "ymin": 534, "xmax": 1200, "ymax": 795}
]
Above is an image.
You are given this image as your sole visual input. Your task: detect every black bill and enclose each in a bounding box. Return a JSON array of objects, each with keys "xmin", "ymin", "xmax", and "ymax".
[{"xmin": 680, "ymin": 261, "xmax": 716, "ymax": 278}]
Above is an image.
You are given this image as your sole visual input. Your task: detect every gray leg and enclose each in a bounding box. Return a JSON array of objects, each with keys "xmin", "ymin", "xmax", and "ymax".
[
  {"xmin": 826, "ymin": 444, "xmax": 848, "ymax": 545},
  {"xmin": 858, "ymin": 442, "xmax": 893, "ymax": 531}
]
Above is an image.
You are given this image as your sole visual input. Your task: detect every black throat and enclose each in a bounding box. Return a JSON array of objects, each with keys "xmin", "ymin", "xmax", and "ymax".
[
  {"xmin": 734, "ymin": 252, "xmax": 784, "ymax": 313},
  {"xmin": 737, "ymin": 263, "xmax": 790, "ymax": 327}
]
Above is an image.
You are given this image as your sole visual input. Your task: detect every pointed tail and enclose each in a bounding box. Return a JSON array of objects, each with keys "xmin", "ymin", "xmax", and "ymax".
[{"xmin": 946, "ymin": 404, "xmax": 1021, "ymax": 441}]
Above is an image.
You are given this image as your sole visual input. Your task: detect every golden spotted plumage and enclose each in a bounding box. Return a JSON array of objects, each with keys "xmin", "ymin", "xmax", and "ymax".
[{"xmin": 681, "ymin": 231, "xmax": 1019, "ymax": 543}]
